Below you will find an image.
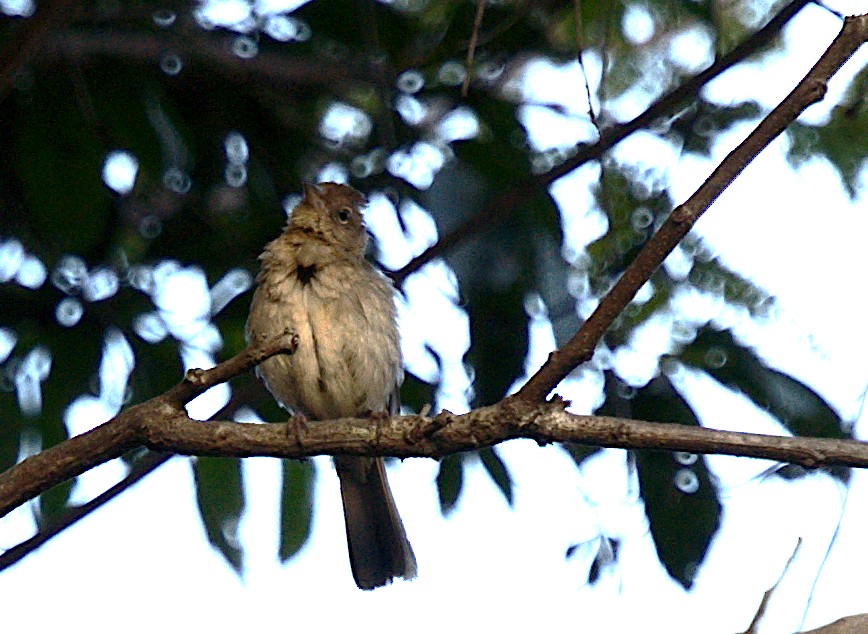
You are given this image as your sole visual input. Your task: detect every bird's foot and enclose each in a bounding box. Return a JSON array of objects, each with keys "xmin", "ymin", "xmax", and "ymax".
[{"xmin": 285, "ymin": 413, "xmax": 308, "ymax": 447}]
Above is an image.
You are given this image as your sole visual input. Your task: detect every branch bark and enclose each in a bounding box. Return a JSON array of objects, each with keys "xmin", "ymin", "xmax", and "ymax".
[
  {"xmin": 801, "ymin": 615, "xmax": 868, "ymax": 634},
  {"xmin": 5, "ymin": 372, "xmax": 868, "ymax": 522},
  {"xmin": 515, "ymin": 12, "xmax": 868, "ymax": 402},
  {"xmin": 0, "ymin": 332, "xmax": 298, "ymax": 520}
]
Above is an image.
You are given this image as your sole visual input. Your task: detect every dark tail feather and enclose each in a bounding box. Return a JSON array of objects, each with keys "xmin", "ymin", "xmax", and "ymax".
[{"xmin": 335, "ymin": 456, "xmax": 417, "ymax": 590}]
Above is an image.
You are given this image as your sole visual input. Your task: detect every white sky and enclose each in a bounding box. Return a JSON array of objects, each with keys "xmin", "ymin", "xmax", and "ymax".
[{"xmin": 2, "ymin": 3, "xmax": 868, "ymax": 634}]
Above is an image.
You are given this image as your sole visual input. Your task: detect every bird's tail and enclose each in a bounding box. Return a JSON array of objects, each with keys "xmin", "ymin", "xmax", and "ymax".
[{"xmin": 334, "ymin": 456, "xmax": 417, "ymax": 590}]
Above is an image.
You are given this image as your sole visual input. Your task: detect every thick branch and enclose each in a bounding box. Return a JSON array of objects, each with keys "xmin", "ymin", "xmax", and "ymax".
[
  {"xmin": 137, "ymin": 401, "xmax": 868, "ymax": 469},
  {"xmin": 801, "ymin": 614, "xmax": 868, "ymax": 634},
  {"xmin": 516, "ymin": 13, "xmax": 868, "ymax": 402},
  {"xmin": 5, "ymin": 389, "xmax": 868, "ymax": 522}
]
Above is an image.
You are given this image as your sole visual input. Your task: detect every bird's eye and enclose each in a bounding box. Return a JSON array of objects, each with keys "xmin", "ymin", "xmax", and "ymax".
[{"xmin": 336, "ymin": 208, "xmax": 352, "ymax": 224}]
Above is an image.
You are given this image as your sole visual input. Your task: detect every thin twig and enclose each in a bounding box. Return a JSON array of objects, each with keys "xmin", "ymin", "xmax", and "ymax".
[
  {"xmin": 743, "ymin": 539, "xmax": 803, "ymax": 633},
  {"xmin": 0, "ymin": 450, "xmax": 172, "ymax": 572},
  {"xmin": 573, "ymin": 0, "xmax": 601, "ymax": 136},
  {"xmin": 0, "ymin": 381, "xmax": 264, "ymax": 573},
  {"xmin": 461, "ymin": 0, "xmax": 486, "ymax": 97}
]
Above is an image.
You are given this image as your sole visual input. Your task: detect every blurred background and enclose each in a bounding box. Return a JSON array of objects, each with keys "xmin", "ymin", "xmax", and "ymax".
[{"xmin": 1, "ymin": 0, "xmax": 867, "ymax": 631}]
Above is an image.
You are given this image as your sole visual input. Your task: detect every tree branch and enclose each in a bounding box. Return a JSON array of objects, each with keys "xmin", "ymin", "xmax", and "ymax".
[
  {"xmin": 0, "ymin": 449, "xmax": 172, "ymax": 571},
  {"xmin": 515, "ymin": 12, "xmax": 868, "ymax": 402},
  {"xmin": 140, "ymin": 400, "xmax": 868, "ymax": 468},
  {"xmin": 38, "ymin": 28, "xmax": 359, "ymax": 90},
  {"xmin": 6, "ymin": 388, "xmax": 868, "ymax": 526},
  {"xmin": 801, "ymin": 614, "xmax": 868, "ymax": 634},
  {"xmin": 392, "ymin": 0, "xmax": 814, "ymax": 283},
  {"xmin": 0, "ymin": 332, "xmax": 298, "ymax": 520},
  {"xmin": 0, "ymin": 378, "xmax": 275, "ymax": 572}
]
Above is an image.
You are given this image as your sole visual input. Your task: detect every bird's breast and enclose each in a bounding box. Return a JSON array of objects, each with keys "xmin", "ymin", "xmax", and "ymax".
[{"xmin": 249, "ymin": 263, "xmax": 400, "ymax": 421}]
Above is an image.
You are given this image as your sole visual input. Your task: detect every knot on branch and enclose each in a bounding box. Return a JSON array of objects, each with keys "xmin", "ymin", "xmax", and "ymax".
[
  {"xmin": 184, "ymin": 367, "xmax": 208, "ymax": 387},
  {"xmin": 249, "ymin": 329, "xmax": 299, "ymax": 364},
  {"xmin": 800, "ymin": 77, "xmax": 827, "ymax": 105},
  {"xmin": 511, "ymin": 396, "xmax": 569, "ymax": 445},
  {"xmin": 406, "ymin": 410, "xmax": 456, "ymax": 445}
]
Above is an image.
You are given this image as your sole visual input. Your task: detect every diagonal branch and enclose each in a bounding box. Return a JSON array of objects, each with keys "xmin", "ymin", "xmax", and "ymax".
[
  {"xmin": 514, "ymin": 12, "xmax": 868, "ymax": 402},
  {"xmin": 0, "ymin": 379, "xmax": 271, "ymax": 573},
  {"xmin": 392, "ymin": 0, "xmax": 814, "ymax": 284},
  {"xmin": 0, "ymin": 331, "xmax": 298, "ymax": 520}
]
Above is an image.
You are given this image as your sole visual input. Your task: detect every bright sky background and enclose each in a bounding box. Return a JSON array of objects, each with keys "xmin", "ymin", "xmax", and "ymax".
[{"xmin": 2, "ymin": 2, "xmax": 868, "ymax": 634}]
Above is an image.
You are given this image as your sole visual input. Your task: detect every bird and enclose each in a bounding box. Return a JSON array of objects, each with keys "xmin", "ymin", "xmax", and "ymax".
[{"xmin": 246, "ymin": 181, "xmax": 416, "ymax": 590}]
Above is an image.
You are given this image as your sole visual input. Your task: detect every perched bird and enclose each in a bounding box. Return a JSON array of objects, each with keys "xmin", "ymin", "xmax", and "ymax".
[{"xmin": 246, "ymin": 182, "xmax": 416, "ymax": 590}]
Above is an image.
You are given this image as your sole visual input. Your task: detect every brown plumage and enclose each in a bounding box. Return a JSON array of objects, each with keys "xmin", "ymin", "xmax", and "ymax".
[{"xmin": 246, "ymin": 182, "xmax": 416, "ymax": 589}]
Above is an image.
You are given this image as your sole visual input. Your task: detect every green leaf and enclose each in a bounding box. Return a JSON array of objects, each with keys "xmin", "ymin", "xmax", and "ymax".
[
  {"xmin": 193, "ymin": 456, "xmax": 246, "ymax": 574},
  {"xmin": 400, "ymin": 370, "xmax": 437, "ymax": 414},
  {"xmin": 786, "ymin": 65, "xmax": 868, "ymax": 199},
  {"xmin": 680, "ymin": 327, "xmax": 848, "ymax": 440},
  {"xmin": 560, "ymin": 442, "xmax": 599, "ymax": 468},
  {"xmin": 678, "ymin": 327, "xmax": 850, "ymax": 482},
  {"xmin": 478, "ymin": 446, "xmax": 513, "ymax": 506},
  {"xmin": 667, "ymin": 99, "xmax": 762, "ymax": 158},
  {"xmin": 465, "ymin": 281, "xmax": 529, "ymax": 406},
  {"xmin": 436, "ymin": 453, "xmax": 464, "ymax": 515},
  {"xmin": 602, "ymin": 374, "xmax": 721, "ymax": 589},
  {"xmin": 11, "ymin": 79, "xmax": 112, "ymax": 255},
  {"xmin": 279, "ymin": 459, "xmax": 315, "ymax": 561},
  {"xmin": 634, "ymin": 449, "xmax": 721, "ymax": 589}
]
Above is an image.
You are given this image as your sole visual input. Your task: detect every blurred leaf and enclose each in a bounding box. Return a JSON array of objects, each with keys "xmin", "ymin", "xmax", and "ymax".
[
  {"xmin": 0, "ymin": 293, "xmax": 101, "ymax": 522},
  {"xmin": 193, "ymin": 456, "xmax": 245, "ymax": 574},
  {"xmin": 684, "ymin": 234, "xmax": 772, "ymax": 315},
  {"xmin": 0, "ymin": 393, "xmax": 22, "ymax": 473},
  {"xmin": 586, "ymin": 164, "xmax": 676, "ymax": 344},
  {"xmin": 560, "ymin": 442, "xmax": 599, "ymax": 468},
  {"xmin": 279, "ymin": 459, "xmax": 315, "ymax": 562},
  {"xmin": 667, "ymin": 99, "xmax": 762, "ymax": 158},
  {"xmin": 679, "ymin": 327, "xmax": 849, "ymax": 440},
  {"xmin": 400, "ymin": 370, "xmax": 437, "ymax": 413},
  {"xmin": 770, "ymin": 464, "xmax": 811, "ymax": 481},
  {"xmin": 601, "ymin": 374, "xmax": 721, "ymax": 589},
  {"xmin": 678, "ymin": 326, "xmax": 850, "ymax": 482},
  {"xmin": 465, "ymin": 280, "xmax": 528, "ymax": 406},
  {"xmin": 478, "ymin": 446, "xmax": 513, "ymax": 506},
  {"xmin": 634, "ymin": 448, "xmax": 720, "ymax": 589},
  {"xmin": 565, "ymin": 534, "xmax": 620, "ymax": 585},
  {"xmin": 587, "ymin": 537, "xmax": 620, "ymax": 585},
  {"xmin": 787, "ymin": 65, "xmax": 868, "ymax": 199},
  {"xmin": 436, "ymin": 453, "xmax": 464, "ymax": 515},
  {"xmin": 11, "ymin": 78, "xmax": 112, "ymax": 256}
]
